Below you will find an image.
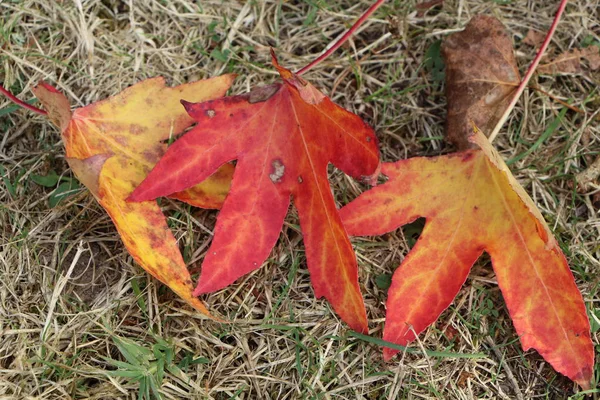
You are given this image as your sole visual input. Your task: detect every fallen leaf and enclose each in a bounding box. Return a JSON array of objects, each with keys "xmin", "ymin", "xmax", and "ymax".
[
  {"xmin": 539, "ymin": 46, "xmax": 600, "ymax": 74},
  {"xmin": 522, "ymin": 29, "xmax": 545, "ymax": 47},
  {"xmin": 457, "ymin": 371, "xmax": 474, "ymax": 388},
  {"xmin": 130, "ymin": 51, "xmax": 380, "ymax": 332},
  {"xmin": 586, "ymin": 47, "xmax": 600, "ymax": 70},
  {"xmin": 575, "ymin": 155, "xmax": 600, "ymax": 192},
  {"xmin": 340, "ymin": 128, "xmax": 594, "ymax": 389},
  {"xmin": 442, "ymin": 15, "xmax": 520, "ymax": 149},
  {"xmin": 33, "ymin": 76, "xmax": 235, "ymax": 316}
]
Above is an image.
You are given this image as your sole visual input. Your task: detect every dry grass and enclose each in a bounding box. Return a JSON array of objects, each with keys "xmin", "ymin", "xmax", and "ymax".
[{"xmin": 1, "ymin": 0, "xmax": 599, "ymax": 398}]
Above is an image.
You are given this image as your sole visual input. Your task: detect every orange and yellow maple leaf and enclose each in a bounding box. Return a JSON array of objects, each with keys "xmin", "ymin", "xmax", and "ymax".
[
  {"xmin": 130, "ymin": 52, "xmax": 380, "ymax": 332},
  {"xmin": 340, "ymin": 128, "xmax": 594, "ymax": 388},
  {"xmin": 33, "ymin": 76, "xmax": 235, "ymax": 316}
]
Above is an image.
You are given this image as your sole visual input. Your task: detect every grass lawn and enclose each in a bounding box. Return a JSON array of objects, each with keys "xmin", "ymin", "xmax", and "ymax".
[{"xmin": 1, "ymin": 0, "xmax": 599, "ymax": 398}]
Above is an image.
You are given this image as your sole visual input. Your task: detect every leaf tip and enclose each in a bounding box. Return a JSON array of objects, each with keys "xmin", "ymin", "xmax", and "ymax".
[
  {"xmin": 126, "ymin": 186, "xmax": 155, "ymax": 203},
  {"xmin": 383, "ymin": 347, "xmax": 398, "ymax": 362},
  {"xmin": 125, "ymin": 193, "xmax": 141, "ymax": 203},
  {"xmin": 357, "ymin": 321, "xmax": 369, "ymax": 335},
  {"xmin": 180, "ymin": 99, "xmax": 195, "ymax": 114},
  {"xmin": 269, "ymin": 47, "xmax": 277, "ymax": 64},
  {"xmin": 362, "ymin": 162, "xmax": 382, "ymax": 186},
  {"xmin": 37, "ymin": 81, "xmax": 61, "ymax": 94},
  {"xmin": 576, "ymin": 377, "xmax": 593, "ymax": 391},
  {"xmin": 571, "ymin": 360, "xmax": 594, "ymax": 390},
  {"xmin": 32, "ymin": 81, "xmax": 72, "ymax": 131},
  {"xmin": 271, "ymin": 48, "xmax": 293, "ymax": 80},
  {"xmin": 192, "ymin": 275, "xmax": 222, "ymax": 297}
]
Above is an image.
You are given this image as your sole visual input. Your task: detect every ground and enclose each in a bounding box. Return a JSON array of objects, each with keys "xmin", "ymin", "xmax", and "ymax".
[{"xmin": 1, "ymin": 0, "xmax": 599, "ymax": 399}]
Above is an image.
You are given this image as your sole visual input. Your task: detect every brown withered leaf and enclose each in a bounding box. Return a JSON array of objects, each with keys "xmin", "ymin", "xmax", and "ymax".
[
  {"xmin": 442, "ymin": 15, "xmax": 520, "ymax": 149},
  {"xmin": 523, "ymin": 29, "xmax": 545, "ymax": 47},
  {"xmin": 538, "ymin": 47, "xmax": 600, "ymax": 74}
]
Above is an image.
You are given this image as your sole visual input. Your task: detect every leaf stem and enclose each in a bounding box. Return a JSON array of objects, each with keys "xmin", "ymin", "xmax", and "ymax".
[
  {"xmin": 488, "ymin": 0, "xmax": 569, "ymax": 143},
  {"xmin": 0, "ymin": 84, "xmax": 47, "ymax": 115},
  {"xmin": 296, "ymin": 0, "xmax": 387, "ymax": 76}
]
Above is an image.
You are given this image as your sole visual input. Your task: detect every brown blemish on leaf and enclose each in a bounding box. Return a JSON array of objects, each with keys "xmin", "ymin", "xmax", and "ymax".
[
  {"xmin": 248, "ymin": 83, "xmax": 281, "ymax": 104},
  {"xmin": 130, "ymin": 124, "xmax": 145, "ymax": 135},
  {"xmin": 461, "ymin": 152, "xmax": 474, "ymax": 162},
  {"xmin": 442, "ymin": 15, "xmax": 520, "ymax": 150},
  {"xmin": 114, "ymin": 136, "xmax": 128, "ymax": 147},
  {"xmin": 269, "ymin": 159, "xmax": 285, "ymax": 183},
  {"xmin": 143, "ymin": 149, "xmax": 161, "ymax": 164}
]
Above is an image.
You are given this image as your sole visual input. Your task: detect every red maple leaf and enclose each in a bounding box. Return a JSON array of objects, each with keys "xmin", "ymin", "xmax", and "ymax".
[
  {"xmin": 340, "ymin": 129, "xmax": 594, "ymax": 388},
  {"xmin": 129, "ymin": 52, "xmax": 380, "ymax": 332}
]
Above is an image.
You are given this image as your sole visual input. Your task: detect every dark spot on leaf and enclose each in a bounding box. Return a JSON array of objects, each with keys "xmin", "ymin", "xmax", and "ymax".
[
  {"xmin": 461, "ymin": 152, "xmax": 474, "ymax": 162},
  {"xmin": 249, "ymin": 83, "xmax": 280, "ymax": 104},
  {"xmin": 366, "ymin": 136, "xmax": 371, "ymax": 142},
  {"xmin": 130, "ymin": 124, "xmax": 145, "ymax": 135},
  {"xmin": 143, "ymin": 150, "xmax": 159, "ymax": 163},
  {"xmin": 115, "ymin": 136, "xmax": 128, "ymax": 146},
  {"xmin": 298, "ymin": 176, "xmax": 303, "ymax": 183}
]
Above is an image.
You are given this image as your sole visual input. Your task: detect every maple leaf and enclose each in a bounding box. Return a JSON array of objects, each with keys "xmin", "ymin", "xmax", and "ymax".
[
  {"xmin": 129, "ymin": 52, "xmax": 380, "ymax": 332},
  {"xmin": 340, "ymin": 128, "xmax": 594, "ymax": 388},
  {"xmin": 33, "ymin": 76, "xmax": 235, "ymax": 316},
  {"xmin": 442, "ymin": 15, "xmax": 520, "ymax": 149}
]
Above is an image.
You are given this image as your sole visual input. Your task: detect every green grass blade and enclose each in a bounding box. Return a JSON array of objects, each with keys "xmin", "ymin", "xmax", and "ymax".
[{"xmin": 349, "ymin": 332, "xmax": 486, "ymax": 359}]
